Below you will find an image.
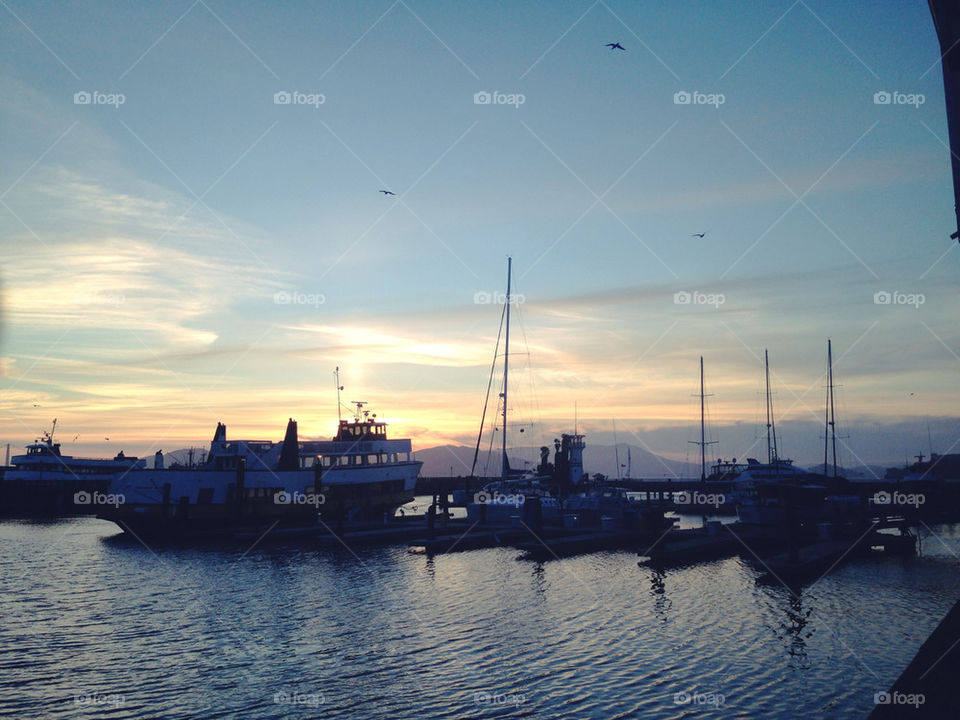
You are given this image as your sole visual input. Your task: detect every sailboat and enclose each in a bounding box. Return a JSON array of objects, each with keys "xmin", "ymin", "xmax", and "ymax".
[
  {"xmin": 464, "ymin": 258, "xmax": 588, "ymax": 524},
  {"xmin": 736, "ymin": 349, "xmax": 828, "ymax": 526}
]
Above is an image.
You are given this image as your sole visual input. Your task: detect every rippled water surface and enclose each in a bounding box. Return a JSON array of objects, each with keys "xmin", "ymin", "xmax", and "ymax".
[{"xmin": 2, "ymin": 515, "xmax": 959, "ymax": 719}]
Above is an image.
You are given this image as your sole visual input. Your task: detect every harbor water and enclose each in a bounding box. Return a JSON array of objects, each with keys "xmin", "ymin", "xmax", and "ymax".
[{"xmin": 2, "ymin": 512, "xmax": 958, "ymax": 719}]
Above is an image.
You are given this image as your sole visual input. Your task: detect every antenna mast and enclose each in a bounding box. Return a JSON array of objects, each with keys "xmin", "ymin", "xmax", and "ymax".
[{"xmin": 334, "ymin": 367, "xmax": 344, "ymax": 424}]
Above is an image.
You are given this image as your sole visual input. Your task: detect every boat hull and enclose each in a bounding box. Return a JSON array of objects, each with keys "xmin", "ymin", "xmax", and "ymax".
[{"xmin": 99, "ymin": 462, "xmax": 421, "ymax": 537}]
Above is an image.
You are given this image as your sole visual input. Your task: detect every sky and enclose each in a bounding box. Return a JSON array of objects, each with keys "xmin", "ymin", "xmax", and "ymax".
[{"xmin": 1, "ymin": 0, "xmax": 958, "ymax": 473}]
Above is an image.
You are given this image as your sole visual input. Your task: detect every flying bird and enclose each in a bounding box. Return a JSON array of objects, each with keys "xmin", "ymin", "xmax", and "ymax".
[
  {"xmin": 691, "ymin": 232, "xmax": 706, "ymax": 238},
  {"xmin": 606, "ymin": 42, "xmax": 625, "ymax": 51},
  {"xmin": 379, "ymin": 190, "xmax": 395, "ymax": 196}
]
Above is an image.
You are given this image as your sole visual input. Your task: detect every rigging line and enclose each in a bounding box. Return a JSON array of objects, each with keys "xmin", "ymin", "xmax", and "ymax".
[{"xmin": 471, "ymin": 301, "xmax": 507, "ymax": 477}]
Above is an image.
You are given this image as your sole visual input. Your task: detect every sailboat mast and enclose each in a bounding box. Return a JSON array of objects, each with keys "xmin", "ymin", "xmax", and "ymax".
[
  {"xmin": 501, "ymin": 257, "xmax": 512, "ymax": 480},
  {"xmin": 765, "ymin": 349, "xmax": 778, "ymax": 466},
  {"xmin": 824, "ymin": 338, "xmax": 837, "ymax": 477},
  {"xmin": 823, "ymin": 345, "xmax": 829, "ymax": 476},
  {"xmin": 700, "ymin": 356, "xmax": 706, "ymax": 481}
]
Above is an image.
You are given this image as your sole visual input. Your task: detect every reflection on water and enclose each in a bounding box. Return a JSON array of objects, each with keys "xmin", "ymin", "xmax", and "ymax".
[{"xmin": 1, "ymin": 518, "xmax": 959, "ymax": 719}]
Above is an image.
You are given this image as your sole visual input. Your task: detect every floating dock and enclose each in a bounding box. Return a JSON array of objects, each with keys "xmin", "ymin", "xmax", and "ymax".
[
  {"xmin": 641, "ymin": 523, "xmax": 752, "ymax": 565},
  {"xmin": 754, "ymin": 524, "xmax": 917, "ymax": 586}
]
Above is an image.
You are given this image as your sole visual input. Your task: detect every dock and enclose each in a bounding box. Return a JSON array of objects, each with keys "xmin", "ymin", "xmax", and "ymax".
[
  {"xmin": 515, "ymin": 529, "xmax": 647, "ymax": 558},
  {"xmin": 640, "ymin": 523, "xmax": 753, "ymax": 565},
  {"xmin": 754, "ymin": 522, "xmax": 917, "ymax": 585}
]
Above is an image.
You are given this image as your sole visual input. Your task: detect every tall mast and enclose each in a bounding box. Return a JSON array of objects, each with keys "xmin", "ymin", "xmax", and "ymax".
[
  {"xmin": 700, "ymin": 357, "xmax": 706, "ymax": 480},
  {"xmin": 765, "ymin": 349, "xmax": 778, "ymax": 466},
  {"xmin": 823, "ymin": 345, "xmax": 829, "ymax": 476},
  {"xmin": 827, "ymin": 339, "xmax": 837, "ymax": 477},
  {"xmin": 501, "ymin": 257, "xmax": 512, "ymax": 480},
  {"xmin": 689, "ymin": 356, "xmax": 716, "ymax": 481}
]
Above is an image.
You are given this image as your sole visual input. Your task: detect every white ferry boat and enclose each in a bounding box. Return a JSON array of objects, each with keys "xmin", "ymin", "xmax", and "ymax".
[{"xmin": 101, "ymin": 403, "xmax": 421, "ymax": 537}]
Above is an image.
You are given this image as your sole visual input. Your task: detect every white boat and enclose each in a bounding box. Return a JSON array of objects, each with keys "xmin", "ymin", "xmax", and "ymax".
[
  {"xmin": 0, "ymin": 420, "xmax": 144, "ymax": 516},
  {"xmin": 101, "ymin": 399, "xmax": 421, "ymax": 537}
]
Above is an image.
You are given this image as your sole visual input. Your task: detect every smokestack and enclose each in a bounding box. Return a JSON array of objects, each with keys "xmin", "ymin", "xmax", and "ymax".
[{"xmin": 277, "ymin": 418, "xmax": 300, "ymax": 471}]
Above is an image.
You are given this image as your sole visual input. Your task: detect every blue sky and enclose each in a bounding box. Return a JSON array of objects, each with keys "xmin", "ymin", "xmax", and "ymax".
[{"xmin": 1, "ymin": 0, "xmax": 958, "ymax": 470}]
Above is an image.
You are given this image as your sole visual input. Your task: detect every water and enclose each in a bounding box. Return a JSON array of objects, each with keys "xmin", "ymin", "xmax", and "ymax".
[{"xmin": 2, "ymin": 513, "xmax": 959, "ymax": 719}]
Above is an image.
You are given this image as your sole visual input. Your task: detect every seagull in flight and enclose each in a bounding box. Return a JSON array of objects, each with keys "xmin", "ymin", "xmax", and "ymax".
[
  {"xmin": 379, "ymin": 190, "xmax": 395, "ymax": 196},
  {"xmin": 691, "ymin": 232, "xmax": 706, "ymax": 238},
  {"xmin": 606, "ymin": 42, "xmax": 625, "ymax": 51}
]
